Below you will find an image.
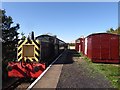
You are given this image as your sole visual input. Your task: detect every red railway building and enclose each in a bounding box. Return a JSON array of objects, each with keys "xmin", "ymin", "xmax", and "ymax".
[{"xmin": 75, "ymin": 37, "xmax": 85, "ymax": 53}]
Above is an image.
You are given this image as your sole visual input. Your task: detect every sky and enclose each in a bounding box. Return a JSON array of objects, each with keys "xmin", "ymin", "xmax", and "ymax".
[{"xmin": 2, "ymin": 2, "xmax": 118, "ymax": 43}]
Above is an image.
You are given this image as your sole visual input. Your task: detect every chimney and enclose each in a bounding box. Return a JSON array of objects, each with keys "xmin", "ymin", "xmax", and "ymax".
[{"xmin": 31, "ymin": 31, "xmax": 34, "ymax": 40}]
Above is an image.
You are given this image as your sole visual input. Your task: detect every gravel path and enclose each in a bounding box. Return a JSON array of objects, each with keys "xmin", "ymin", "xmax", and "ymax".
[{"xmin": 57, "ymin": 50, "xmax": 113, "ymax": 88}]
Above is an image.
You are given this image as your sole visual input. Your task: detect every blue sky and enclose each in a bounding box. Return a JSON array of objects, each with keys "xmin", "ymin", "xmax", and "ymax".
[{"xmin": 2, "ymin": 2, "xmax": 118, "ymax": 42}]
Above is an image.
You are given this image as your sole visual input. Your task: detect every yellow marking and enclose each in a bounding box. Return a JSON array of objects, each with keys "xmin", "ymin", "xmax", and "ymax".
[
  {"xmin": 18, "ymin": 40, "xmax": 27, "ymax": 50},
  {"xmin": 35, "ymin": 45, "xmax": 40, "ymax": 50},
  {"xmin": 18, "ymin": 40, "xmax": 23, "ymax": 44},
  {"xmin": 18, "ymin": 50, "xmax": 22, "ymax": 56},
  {"xmin": 34, "ymin": 57, "xmax": 39, "ymax": 62},
  {"xmin": 35, "ymin": 51, "xmax": 39, "ymax": 56},
  {"xmin": 18, "ymin": 56, "xmax": 22, "ymax": 61},
  {"xmin": 17, "ymin": 39, "xmax": 40, "ymax": 62},
  {"xmin": 23, "ymin": 57, "xmax": 33, "ymax": 62}
]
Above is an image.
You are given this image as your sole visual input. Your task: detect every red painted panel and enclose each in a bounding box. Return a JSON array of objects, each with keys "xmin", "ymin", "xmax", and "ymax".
[
  {"xmin": 91, "ymin": 34, "xmax": 101, "ymax": 60},
  {"xmin": 87, "ymin": 37, "xmax": 92, "ymax": 59},
  {"xmin": 92, "ymin": 59, "xmax": 120, "ymax": 63},
  {"xmin": 75, "ymin": 38, "xmax": 84, "ymax": 53},
  {"xmin": 80, "ymin": 38, "xmax": 84, "ymax": 53},
  {"xmin": 92, "ymin": 49, "xmax": 101, "ymax": 59},
  {"xmin": 101, "ymin": 48, "xmax": 110, "ymax": 59},
  {"xmin": 82, "ymin": 38, "xmax": 85, "ymax": 55},
  {"xmin": 8, "ymin": 62, "xmax": 45, "ymax": 78},
  {"xmin": 110, "ymin": 35, "xmax": 119, "ymax": 59},
  {"xmin": 86, "ymin": 33, "xmax": 120, "ymax": 63},
  {"xmin": 76, "ymin": 43, "xmax": 80, "ymax": 52},
  {"xmin": 82, "ymin": 38, "xmax": 85, "ymax": 54}
]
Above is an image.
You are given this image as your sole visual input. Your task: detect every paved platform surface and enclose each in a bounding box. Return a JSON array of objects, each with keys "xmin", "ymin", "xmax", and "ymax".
[
  {"xmin": 32, "ymin": 51, "xmax": 67, "ymax": 89},
  {"xmin": 33, "ymin": 64, "xmax": 63, "ymax": 88},
  {"xmin": 32, "ymin": 50, "xmax": 113, "ymax": 89}
]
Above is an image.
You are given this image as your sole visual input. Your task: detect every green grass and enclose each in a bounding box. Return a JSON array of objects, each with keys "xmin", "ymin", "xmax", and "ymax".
[
  {"xmin": 73, "ymin": 53, "xmax": 81, "ymax": 57},
  {"xmin": 83, "ymin": 55, "xmax": 120, "ymax": 89},
  {"xmin": 74, "ymin": 52, "xmax": 120, "ymax": 88},
  {"xmin": 73, "ymin": 52, "xmax": 81, "ymax": 57}
]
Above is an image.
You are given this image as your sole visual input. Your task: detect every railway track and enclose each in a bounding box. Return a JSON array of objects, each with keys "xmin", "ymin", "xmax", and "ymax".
[
  {"xmin": 2, "ymin": 78, "xmax": 35, "ymax": 90},
  {"xmin": 2, "ymin": 78, "xmax": 24, "ymax": 90},
  {"xmin": 14, "ymin": 79, "xmax": 35, "ymax": 90}
]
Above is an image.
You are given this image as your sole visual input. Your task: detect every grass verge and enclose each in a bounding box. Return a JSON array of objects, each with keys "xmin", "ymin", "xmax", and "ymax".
[{"xmin": 82, "ymin": 55, "xmax": 120, "ymax": 89}]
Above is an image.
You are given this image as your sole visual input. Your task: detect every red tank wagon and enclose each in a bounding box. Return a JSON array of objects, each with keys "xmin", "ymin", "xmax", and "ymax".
[{"xmin": 85, "ymin": 33, "xmax": 120, "ymax": 63}]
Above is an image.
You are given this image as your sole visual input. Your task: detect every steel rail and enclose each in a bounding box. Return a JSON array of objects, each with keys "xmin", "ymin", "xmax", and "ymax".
[{"xmin": 2, "ymin": 78, "xmax": 23, "ymax": 90}]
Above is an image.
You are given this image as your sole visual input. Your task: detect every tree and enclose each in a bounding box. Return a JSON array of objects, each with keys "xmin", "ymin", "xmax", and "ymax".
[
  {"xmin": 106, "ymin": 27, "xmax": 120, "ymax": 34},
  {"xmin": 106, "ymin": 28, "xmax": 115, "ymax": 33},
  {"xmin": 115, "ymin": 27, "xmax": 120, "ymax": 34},
  {"xmin": 1, "ymin": 9, "xmax": 20, "ymax": 62},
  {"xmin": 21, "ymin": 32, "xmax": 26, "ymax": 40}
]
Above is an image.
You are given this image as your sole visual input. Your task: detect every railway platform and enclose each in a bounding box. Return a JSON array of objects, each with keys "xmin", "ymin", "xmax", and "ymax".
[{"xmin": 30, "ymin": 49, "xmax": 113, "ymax": 89}]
